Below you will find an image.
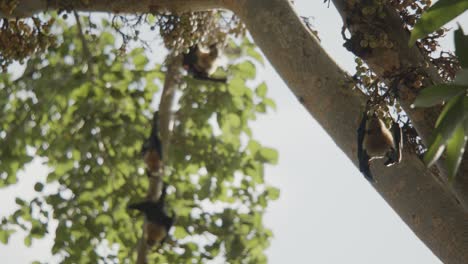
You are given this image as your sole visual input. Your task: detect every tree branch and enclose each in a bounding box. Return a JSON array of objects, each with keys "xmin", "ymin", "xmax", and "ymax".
[
  {"xmin": 231, "ymin": 0, "xmax": 468, "ymax": 263},
  {"xmin": 135, "ymin": 54, "xmax": 181, "ymax": 264},
  {"xmin": 159, "ymin": 55, "xmax": 181, "ymax": 160}
]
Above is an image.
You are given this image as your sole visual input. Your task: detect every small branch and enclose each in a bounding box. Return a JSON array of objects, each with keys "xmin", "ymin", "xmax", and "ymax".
[
  {"xmin": 159, "ymin": 55, "xmax": 182, "ymax": 159},
  {"xmin": 73, "ymin": 11, "xmax": 94, "ymax": 70}
]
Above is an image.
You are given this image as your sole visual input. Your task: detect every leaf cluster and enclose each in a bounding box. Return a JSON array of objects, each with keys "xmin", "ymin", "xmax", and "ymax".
[
  {"xmin": 0, "ymin": 16, "xmax": 56, "ymax": 71},
  {"xmin": 0, "ymin": 17, "xmax": 278, "ymax": 264},
  {"xmin": 413, "ymin": 24, "xmax": 468, "ymax": 180}
]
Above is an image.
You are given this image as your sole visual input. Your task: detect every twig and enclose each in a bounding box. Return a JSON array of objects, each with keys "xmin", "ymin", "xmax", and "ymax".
[{"xmin": 73, "ymin": 11, "xmax": 94, "ymax": 71}]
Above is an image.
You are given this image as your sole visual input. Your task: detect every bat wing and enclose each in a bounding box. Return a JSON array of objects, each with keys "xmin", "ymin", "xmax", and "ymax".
[
  {"xmin": 383, "ymin": 122, "xmax": 403, "ymax": 167},
  {"xmin": 392, "ymin": 122, "xmax": 403, "ymax": 163},
  {"xmin": 128, "ymin": 201, "xmax": 155, "ymax": 213},
  {"xmin": 142, "ymin": 111, "xmax": 163, "ymax": 162},
  {"xmin": 191, "ymin": 72, "xmax": 227, "ymax": 83},
  {"xmin": 357, "ymin": 113, "xmax": 374, "ymax": 182},
  {"xmin": 144, "ymin": 136, "xmax": 162, "ymax": 160},
  {"xmin": 182, "ymin": 46, "xmax": 199, "ymax": 66}
]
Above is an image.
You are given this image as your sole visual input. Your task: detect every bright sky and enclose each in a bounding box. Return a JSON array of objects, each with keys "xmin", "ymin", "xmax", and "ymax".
[{"xmin": 1, "ymin": 1, "xmax": 467, "ymax": 263}]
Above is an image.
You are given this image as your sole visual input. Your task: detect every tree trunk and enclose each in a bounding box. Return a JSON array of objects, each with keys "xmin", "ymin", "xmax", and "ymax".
[{"xmin": 4, "ymin": 0, "xmax": 468, "ymax": 263}]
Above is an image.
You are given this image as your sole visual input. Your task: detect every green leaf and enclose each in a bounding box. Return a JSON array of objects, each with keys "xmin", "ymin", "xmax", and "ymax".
[
  {"xmin": 266, "ymin": 186, "xmax": 280, "ymax": 201},
  {"xmin": 412, "ymin": 84, "xmax": 466, "ymax": 107},
  {"xmin": 409, "ymin": 0, "xmax": 468, "ymax": 45},
  {"xmin": 256, "ymin": 103, "xmax": 267, "ymax": 113},
  {"xmin": 133, "ymin": 53, "xmax": 149, "ymax": 69},
  {"xmin": 174, "ymin": 226, "xmax": 188, "ymax": 239},
  {"xmin": 95, "ymin": 214, "xmax": 113, "ymax": 226},
  {"xmin": 263, "ymin": 98, "xmax": 277, "ymax": 110},
  {"xmin": 5, "ymin": 167, "xmax": 18, "ymax": 185},
  {"xmin": 258, "ymin": 147, "xmax": 278, "ymax": 164},
  {"xmin": 0, "ymin": 229, "xmax": 14, "ymax": 244},
  {"xmin": 245, "ymin": 45, "xmax": 264, "ymax": 65},
  {"xmin": 454, "ymin": 69, "xmax": 468, "ymax": 85},
  {"xmin": 186, "ymin": 242, "xmax": 198, "ymax": 251},
  {"xmin": 237, "ymin": 61, "xmax": 256, "ymax": 80},
  {"xmin": 228, "ymin": 78, "xmax": 246, "ymax": 97},
  {"xmin": 130, "ymin": 48, "xmax": 148, "ymax": 68},
  {"xmin": 24, "ymin": 235, "xmax": 32, "ymax": 247},
  {"xmin": 226, "ymin": 113, "xmax": 241, "ymax": 128},
  {"xmin": 445, "ymin": 124, "xmax": 466, "ymax": 181},
  {"xmin": 434, "ymin": 95, "xmax": 465, "ymax": 141},
  {"xmin": 147, "ymin": 14, "xmax": 156, "ymax": 24},
  {"xmin": 34, "ymin": 182, "xmax": 44, "ymax": 192},
  {"xmin": 99, "ymin": 32, "xmax": 115, "ymax": 46},
  {"xmin": 247, "ymin": 140, "xmax": 261, "ymax": 155},
  {"xmin": 15, "ymin": 198, "xmax": 26, "ymax": 206},
  {"xmin": 255, "ymin": 83, "xmax": 268, "ymax": 98},
  {"xmin": 454, "ymin": 26, "xmax": 468, "ymax": 68},
  {"xmin": 244, "ymin": 162, "xmax": 263, "ymax": 183},
  {"xmin": 424, "ymin": 134, "xmax": 446, "ymax": 167}
]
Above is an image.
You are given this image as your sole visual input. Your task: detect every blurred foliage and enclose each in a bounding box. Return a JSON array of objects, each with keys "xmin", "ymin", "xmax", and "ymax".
[
  {"xmin": 409, "ymin": 0, "xmax": 468, "ymax": 45},
  {"xmin": 0, "ymin": 16, "xmax": 57, "ymax": 71},
  {"xmin": 0, "ymin": 13, "xmax": 278, "ymax": 264},
  {"xmin": 408, "ymin": 0, "xmax": 468, "ymax": 180},
  {"xmin": 153, "ymin": 11, "xmax": 245, "ymax": 54},
  {"xmin": 392, "ymin": 0, "xmax": 460, "ymax": 81}
]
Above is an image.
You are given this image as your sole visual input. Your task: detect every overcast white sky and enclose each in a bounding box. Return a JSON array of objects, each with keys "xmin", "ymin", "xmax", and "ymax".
[{"xmin": 1, "ymin": 1, "xmax": 467, "ymax": 263}]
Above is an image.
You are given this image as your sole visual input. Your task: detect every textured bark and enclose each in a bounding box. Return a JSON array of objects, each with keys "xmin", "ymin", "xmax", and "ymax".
[
  {"xmin": 0, "ymin": 0, "xmax": 232, "ymax": 18},
  {"xmin": 4, "ymin": 0, "xmax": 468, "ymax": 263},
  {"xmin": 159, "ymin": 55, "xmax": 181, "ymax": 159},
  {"xmin": 230, "ymin": 1, "xmax": 468, "ymax": 263}
]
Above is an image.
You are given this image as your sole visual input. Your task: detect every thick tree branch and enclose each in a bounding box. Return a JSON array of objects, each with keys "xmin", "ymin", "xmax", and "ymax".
[
  {"xmin": 1, "ymin": 0, "xmax": 232, "ymax": 18},
  {"xmin": 230, "ymin": 0, "xmax": 468, "ymax": 263}
]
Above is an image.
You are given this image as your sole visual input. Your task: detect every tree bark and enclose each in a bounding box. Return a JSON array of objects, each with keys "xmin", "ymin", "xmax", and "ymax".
[
  {"xmin": 159, "ymin": 55, "xmax": 181, "ymax": 159},
  {"xmin": 0, "ymin": 0, "xmax": 232, "ymax": 18},
  {"xmin": 4, "ymin": 0, "xmax": 468, "ymax": 263}
]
